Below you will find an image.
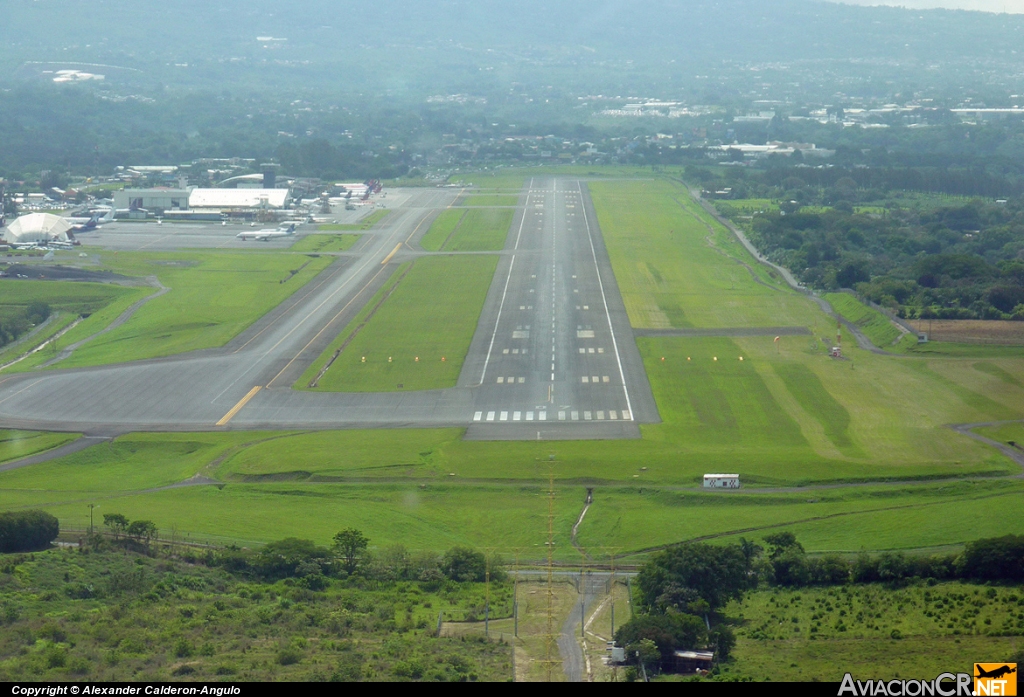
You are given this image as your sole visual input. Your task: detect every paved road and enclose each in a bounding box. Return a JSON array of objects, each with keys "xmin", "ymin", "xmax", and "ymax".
[{"xmin": 0, "ymin": 179, "xmax": 657, "ymax": 438}]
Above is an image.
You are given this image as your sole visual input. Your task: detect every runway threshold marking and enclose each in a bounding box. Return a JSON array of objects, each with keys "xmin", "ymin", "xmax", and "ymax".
[{"xmin": 216, "ymin": 385, "xmax": 262, "ymax": 426}]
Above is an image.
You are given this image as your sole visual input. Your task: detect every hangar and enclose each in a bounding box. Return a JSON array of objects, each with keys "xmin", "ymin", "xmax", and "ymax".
[
  {"xmin": 1, "ymin": 213, "xmax": 73, "ymax": 245},
  {"xmin": 187, "ymin": 188, "xmax": 290, "ymax": 212}
]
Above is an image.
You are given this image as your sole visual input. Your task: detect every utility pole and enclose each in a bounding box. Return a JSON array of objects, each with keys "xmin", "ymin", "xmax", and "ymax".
[{"xmin": 87, "ymin": 504, "xmax": 97, "ymax": 534}]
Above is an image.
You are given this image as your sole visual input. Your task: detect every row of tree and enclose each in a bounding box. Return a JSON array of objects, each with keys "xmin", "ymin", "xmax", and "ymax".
[{"xmin": 216, "ymin": 530, "xmax": 501, "ymax": 590}]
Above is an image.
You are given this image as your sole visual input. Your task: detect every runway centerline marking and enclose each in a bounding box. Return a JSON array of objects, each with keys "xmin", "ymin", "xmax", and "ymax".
[{"xmin": 216, "ymin": 385, "xmax": 262, "ymax": 426}]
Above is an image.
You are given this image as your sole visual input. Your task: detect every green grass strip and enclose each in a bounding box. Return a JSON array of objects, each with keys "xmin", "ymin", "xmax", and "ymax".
[{"xmin": 308, "ymin": 255, "xmax": 498, "ymax": 392}]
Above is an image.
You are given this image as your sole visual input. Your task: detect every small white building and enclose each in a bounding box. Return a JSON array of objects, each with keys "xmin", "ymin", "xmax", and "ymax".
[{"xmin": 703, "ymin": 474, "xmax": 740, "ymax": 489}]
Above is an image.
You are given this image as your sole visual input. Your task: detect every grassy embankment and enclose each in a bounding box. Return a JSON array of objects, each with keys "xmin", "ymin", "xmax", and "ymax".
[
  {"xmin": 824, "ymin": 292, "xmax": 917, "ymax": 351},
  {"xmin": 298, "ymin": 255, "xmax": 498, "ymax": 392},
  {"xmin": 2, "ymin": 174, "xmax": 1023, "ymax": 560},
  {"xmin": 0, "ymin": 430, "xmax": 79, "ymax": 466},
  {"xmin": 0, "ymin": 280, "xmax": 147, "ymax": 373}
]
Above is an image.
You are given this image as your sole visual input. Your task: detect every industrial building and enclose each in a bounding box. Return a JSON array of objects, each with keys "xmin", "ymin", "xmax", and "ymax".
[
  {"xmin": 111, "ymin": 187, "xmax": 290, "ymax": 220},
  {"xmin": 187, "ymin": 188, "xmax": 289, "ymax": 212},
  {"xmin": 113, "ymin": 188, "xmax": 190, "ymax": 214}
]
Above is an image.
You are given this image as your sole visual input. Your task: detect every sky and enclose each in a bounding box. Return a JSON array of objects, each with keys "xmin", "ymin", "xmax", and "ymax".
[{"xmin": 827, "ymin": 0, "xmax": 1024, "ymax": 11}]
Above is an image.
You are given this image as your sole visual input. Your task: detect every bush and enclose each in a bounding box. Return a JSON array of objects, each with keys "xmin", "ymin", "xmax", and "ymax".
[
  {"xmin": 0, "ymin": 510, "xmax": 59, "ymax": 553},
  {"xmin": 277, "ymin": 647, "xmax": 303, "ymax": 666}
]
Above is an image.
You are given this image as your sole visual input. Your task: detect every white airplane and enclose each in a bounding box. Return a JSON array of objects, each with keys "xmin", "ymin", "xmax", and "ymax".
[{"xmin": 236, "ymin": 223, "xmax": 297, "ymax": 241}]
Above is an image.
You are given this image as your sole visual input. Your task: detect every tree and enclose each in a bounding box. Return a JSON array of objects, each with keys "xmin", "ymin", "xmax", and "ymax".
[
  {"xmin": 126, "ymin": 520, "xmax": 157, "ymax": 547},
  {"xmin": 636, "ymin": 542, "xmax": 754, "ymax": 612},
  {"xmin": 614, "ymin": 613, "xmax": 708, "ymax": 666},
  {"xmin": 256, "ymin": 538, "xmax": 331, "ymax": 580},
  {"xmin": 333, "ymin": 529, "xmax": 369, "ymax": 574},
  {"xmin": 441, "ymin": 546, "xmax": 487, "ymax": 582},
  {"xmin": 957, "ymin": 535, "xmax": 1024, "ymax": 581},
  {"xmin": 103, "ymin": 513, "xmax": 129, "ymax": 540},
  {"xmin": 0, "ymin": 510, "xmax": 59, "ymax": 553}
]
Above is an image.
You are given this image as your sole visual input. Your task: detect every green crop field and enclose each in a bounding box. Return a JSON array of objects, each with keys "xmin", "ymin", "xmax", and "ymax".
[
  {"xmin": 0, "ymin": 430, "xmax": 78, "ymax": 465},
  {"xmin": 288, "ymin": 233, "xmax": 360, "ymax": 253},
  {"xmin": 723, "ymin": 583, "xmax": 1024, "ymax": 682},
  {"xmin": 42, "ymin": 252, "xmax": 335, "ymax": 368},
  {"xmin": 303, "ymin": 255, "xmax": 498, "ymax": 392}
]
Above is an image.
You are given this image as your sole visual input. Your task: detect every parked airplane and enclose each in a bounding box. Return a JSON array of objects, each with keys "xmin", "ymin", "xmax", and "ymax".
[
  {"xmin": 65, "ymin": 206, "xmax": 113, "ymax": 230},
  {"xmin": 236, "ymin": 223, "xmax": 297, "ymax": 241},
  {"xmin": 70, "ymin": 214, "xmax": 104, "ymax": 233}
]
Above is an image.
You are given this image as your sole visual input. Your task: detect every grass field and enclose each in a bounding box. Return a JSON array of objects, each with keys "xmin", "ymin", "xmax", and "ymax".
[
  {"xmin": 303, "ymin": 255, "xmax": 498, "ymax": 392},
  {"xmin": 459, "ymin": 194, "xmax": 519, "ymax": 206},
  {"xmin": 2, "ymin": 287, "xmax": 154, "ymax": 373},
  {"xmin": 419, "ymin": 209, "xmax": 464, "ymax": 251},
  {"xmin": 579, "ymin": 481, "xmax": 1024, "ymax": 558},
  {"xmin": 589, "ymin": 179, "xmax": 819, "ymax": 329},
  {"xmin": 723, "ymin": 583, "xmax": 1024, "ymax": 681},
  {"xmin": 0, "ymin": 279, "xmax": 136, "ymax": 317},
  {"xmin": 316, "ymin": 209, "xmax": 389, "ymax": 231},
  {"xmin": 288, "ymin": 233, "xmax": 360, "ymax": 253},
  {"xmin": 974, "ymin": 422, "xmax": 1024, "ymax": 449},
  {"xmin": 45, "ymin": 252, "xmax": 334, "ymax": 368},
  {"xmin": 0, "ymin": 430, "xmax": 79, "ymax": 465},
  {"xmin": 419, "ymin": 208, "xmax": 512, "ymax": 252}
]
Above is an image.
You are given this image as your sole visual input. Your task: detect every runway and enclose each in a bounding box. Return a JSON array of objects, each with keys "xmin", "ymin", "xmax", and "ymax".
[{"xmin": 0, "ymin": 180, "xmax": 657, "ymax": 439}]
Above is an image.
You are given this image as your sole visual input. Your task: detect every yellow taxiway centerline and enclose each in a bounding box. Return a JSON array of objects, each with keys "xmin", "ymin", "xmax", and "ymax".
[
  {"xmin": 381, "ymin": 243, "xmax": 402, "ymax": 265},
  {"xmin": 216, "ymin": 385, "xmax": 262, "ymax": 426}
]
